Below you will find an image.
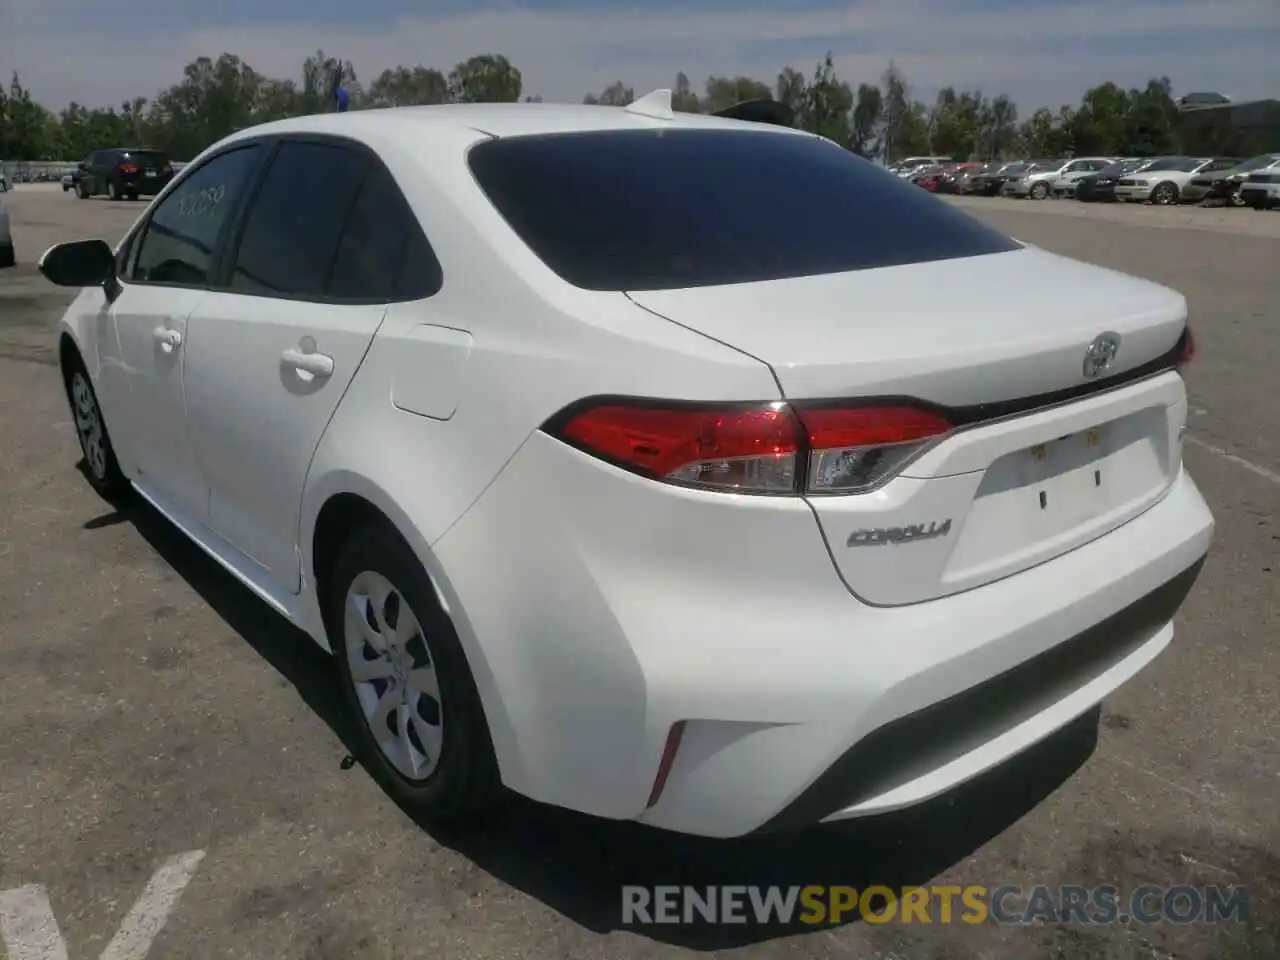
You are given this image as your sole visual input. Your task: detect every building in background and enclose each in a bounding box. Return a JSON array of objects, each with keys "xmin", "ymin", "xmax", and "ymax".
[{"xmin": 1177, "ymin": 92, "xmax": 1280, "ymax": 155}]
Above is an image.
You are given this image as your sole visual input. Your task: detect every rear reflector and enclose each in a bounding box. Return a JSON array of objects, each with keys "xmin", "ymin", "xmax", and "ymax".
[
  {"xmin": 1176, "ymin": 326, "xmax": 1195, "ymax": 369},
  {"xmin": 119, "ymin": 163, "xmax": 138, "ymax": 174},
  {"xmin": 646, "ymin": 721, "xmax": 687, "ymax": 809},
  {"xmin": 548, "ymin": 400, "xmax": 952, "ymax": 495}
]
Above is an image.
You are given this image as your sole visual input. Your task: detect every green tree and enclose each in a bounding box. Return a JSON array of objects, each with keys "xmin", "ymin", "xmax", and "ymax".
[
  {"xmin": 671, "ymin": 72, "xmax": 700, "ymax": 113},
  {"xmin": 1122, "ymin": 77, "xmax": 1178, "ymax": 155},
  {"xmin": 1069, "ymin": 81, "xmax": 1130, "ymax": 154},
  {"xmin": 583, "ymin": 81, "xmax": 634, "ymax": 106},
  {"xmin": 978, "ymin": 93, "xmax": 1019, "ymax": 160},
  {"xmin": 850, "ymin": 83, "xmax": 883, "ymax": 157},
  {"xmin": 448, "ymin": 54, "xmax": 522, "ymax": 103},
  {"xmin": 703, "ymin": 76, "xmax": 772, "ymax": 113},
  {"xmin": 367, "ymin": 66, "xmax": 448, "ymax": 107},
  {"xmin": 796, "ymin": 54, "xmax": 853, "ymax": 146},
  {"xmin": 5, "ymin": 73, "xmax": 50, "ymax": 160},
  {"xmin": 775, "ymin": 67, "xmax": 807, "ymax": 119}
]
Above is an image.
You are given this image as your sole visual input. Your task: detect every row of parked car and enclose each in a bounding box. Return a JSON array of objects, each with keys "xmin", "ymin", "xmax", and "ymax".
[{"xmin": 890, "ymin": 153, "xmax": 1280, "ymax": 209}]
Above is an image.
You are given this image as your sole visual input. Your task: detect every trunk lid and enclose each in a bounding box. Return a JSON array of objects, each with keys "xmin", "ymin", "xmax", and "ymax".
[
  {"xmin": 627, "ymin": 246, "xmax": 1189, "ymax": 604},
  {"xmin": 626, "ymin": 246, "xmax": 1184, "ymax": 408}
]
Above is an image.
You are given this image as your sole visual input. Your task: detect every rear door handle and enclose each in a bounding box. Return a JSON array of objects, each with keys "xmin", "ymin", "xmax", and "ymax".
[
  {"xmin": 282, "ymin": 347, "xmax": 334, "ymax": 379},
  {"xmin": 152, "ymin": 327, "xmax": 182, "ymax": 351}
]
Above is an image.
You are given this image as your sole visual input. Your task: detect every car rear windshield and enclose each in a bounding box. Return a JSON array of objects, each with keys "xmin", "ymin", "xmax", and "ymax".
[
  {"xmin": 466, "ymin": 129, "xmax": 1020, "ymax": 291},
  {"xmin": 125, "ymin": 150, "xmax": 168, "ymax": 166}
]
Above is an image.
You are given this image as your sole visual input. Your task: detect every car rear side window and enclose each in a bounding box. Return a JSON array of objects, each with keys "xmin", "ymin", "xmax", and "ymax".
[
  {"xmin": 467, "ymin": 129, "xmax": 1020, "ymax": 291},
  {"xmin": 326, "ymin": 164, "xmax": 443, "ymax": 301},
  {"xmin": 227, "ymin": 141, "xmax": 369, "ymax": 299},
  {"xmin": 130, "ymin": 144, "xmax": 262, "ymax": 287}
]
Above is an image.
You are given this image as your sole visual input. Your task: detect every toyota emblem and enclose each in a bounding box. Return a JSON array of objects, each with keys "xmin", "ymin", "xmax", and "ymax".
[{"xmin": 1083, "ymin": 332, "xmax": 1121, "ymax": 379}]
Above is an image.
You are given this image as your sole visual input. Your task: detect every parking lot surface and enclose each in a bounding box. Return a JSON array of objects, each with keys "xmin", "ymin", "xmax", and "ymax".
[{"xmin": 1, "ymin": 189, "xmax": 1277, "ymax": 959}]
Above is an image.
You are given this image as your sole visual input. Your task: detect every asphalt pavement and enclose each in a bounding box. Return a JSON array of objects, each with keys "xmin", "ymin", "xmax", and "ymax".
[{"xmin": 0, "ymin": 187, "xmax": 1276, "ymax": 959}]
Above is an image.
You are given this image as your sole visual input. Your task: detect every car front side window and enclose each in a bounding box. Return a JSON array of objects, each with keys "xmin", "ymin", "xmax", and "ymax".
[{"xmin": 128, "ymin": 144, "xmax": 263, "ymax": 288}]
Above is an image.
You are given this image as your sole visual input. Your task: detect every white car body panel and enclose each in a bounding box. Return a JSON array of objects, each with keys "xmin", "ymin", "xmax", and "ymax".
[
  {"xmin": 627, "ymin": 246, "xmax": 1186, "ymax": 406},
  {"xmin": 48, "ymin": 102, "xmax": 1213, "ymax": 837},
  {"xmin": 108, "ymin": 284, "xmax": 210, "ymax": 519},
  {"xmin": 183, "ymin": 293, "xmax": 390, "ymax": 590},
  {"xmin": 1114, "ymin": 158, "xmax": 1225, "ymax": 202}
]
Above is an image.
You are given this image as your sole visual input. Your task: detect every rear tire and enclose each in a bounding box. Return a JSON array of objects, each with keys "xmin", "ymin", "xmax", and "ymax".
[
  {"xmin": 109, "ymin": 178, "xmax": 123, "ymax": 201},
  {"xmin": 327, "ymin": 522, "xmax": 502, "ymax": 823},
  {"xmin": 0, "ymin": 242, "xmax": 15, "ymax": 269},
  {"xmin": 62, "ymin": 353, "xmax": 129, "ymax": 501},
  {"xmin": 127, "ymin": 190, "xmax": 140, "ymax": 201},
  {"xmin": 76, "ymin": 181, "xmax": 89, "ymax": 199}
]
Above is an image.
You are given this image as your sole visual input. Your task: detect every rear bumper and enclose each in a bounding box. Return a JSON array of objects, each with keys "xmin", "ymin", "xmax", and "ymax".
[
  {"xmin": 433, "ymin": 427, "xmax": 1213, "ymax": 838},
  {"xmin": 117, "ymin": 175, "xmax": 171, "ymax": 194}
]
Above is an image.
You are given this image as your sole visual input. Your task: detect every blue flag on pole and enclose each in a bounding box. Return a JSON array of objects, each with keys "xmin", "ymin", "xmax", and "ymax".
[{"xmin": 335, "ymin": 87, "xmax": 349, "ymax": 112}]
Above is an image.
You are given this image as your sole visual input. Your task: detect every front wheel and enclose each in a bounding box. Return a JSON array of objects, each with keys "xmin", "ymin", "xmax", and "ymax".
[
  {"xmin": 328, "ymin": 523, "xmax": 501, "ymax": 822},
  {"xmin": 1151, "ymin": 181, "xmax": 1179, "ymax": 205},
  {"xmin": 63, "ymin": 358, "xmax": 129, "ymax": 500},
  {"xmin": 1029, "ymin": 182, "xmax": 1049, "ymax": 200}
]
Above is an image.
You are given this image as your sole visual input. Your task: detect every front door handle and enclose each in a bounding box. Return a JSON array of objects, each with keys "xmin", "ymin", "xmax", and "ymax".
[
  {"xmin": 153, "ymin": 327, "xmax": 182, "ymax": 352},
  {"xmin": 282, "ymin": 347, "xmax": 334, "ymax": 379}
]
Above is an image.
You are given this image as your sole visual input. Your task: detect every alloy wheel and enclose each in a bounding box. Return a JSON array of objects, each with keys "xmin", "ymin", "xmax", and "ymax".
[{"xmin": 343, "ymin": 570, "xmax": 444, "ymax": 782}]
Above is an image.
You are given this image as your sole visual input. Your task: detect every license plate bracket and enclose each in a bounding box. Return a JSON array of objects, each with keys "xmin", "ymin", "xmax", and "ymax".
[{"xmin": 1027, "ymin": 426, "xmax": 1108, "ymax": 514}]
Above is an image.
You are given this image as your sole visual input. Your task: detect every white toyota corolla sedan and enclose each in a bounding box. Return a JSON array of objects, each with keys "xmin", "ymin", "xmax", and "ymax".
[{"xmin": 40, "ymin": 91, "xmax": 1213, "ymax": 838}]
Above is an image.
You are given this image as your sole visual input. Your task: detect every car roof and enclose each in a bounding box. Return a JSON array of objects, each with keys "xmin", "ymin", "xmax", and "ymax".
[{"xmin": 215, "ymin": 99, "xmax": 813, "ymax": 150}]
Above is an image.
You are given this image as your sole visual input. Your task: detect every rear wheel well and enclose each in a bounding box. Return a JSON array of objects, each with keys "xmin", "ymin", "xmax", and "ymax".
[{"xmin": 312, "ymin": 493, "xmax": 401, "ymax": 641}]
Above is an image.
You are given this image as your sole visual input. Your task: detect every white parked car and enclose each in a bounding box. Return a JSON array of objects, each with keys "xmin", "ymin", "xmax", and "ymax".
[
  {"xmin": 1113, "ymin": 156, "xmax": 1239, "ymax": 205},
  {"xmin": 40, "ymin": 94, "xmax": 1213, "ymax": 839},
  {"xmin": 1005, "ymin": 158, "xmax": 1114, "ymax": 199}
]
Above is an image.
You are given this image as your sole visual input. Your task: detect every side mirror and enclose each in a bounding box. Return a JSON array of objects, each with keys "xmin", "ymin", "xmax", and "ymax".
[{"xmin": 38, "ymin": 239, "xmax": 115, "ymax": 288}]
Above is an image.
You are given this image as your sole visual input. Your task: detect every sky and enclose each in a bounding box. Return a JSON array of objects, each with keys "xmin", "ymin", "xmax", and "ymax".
[{"xmin": 2, "ymin": 0, "xmax": 1278, "ymax": 113}]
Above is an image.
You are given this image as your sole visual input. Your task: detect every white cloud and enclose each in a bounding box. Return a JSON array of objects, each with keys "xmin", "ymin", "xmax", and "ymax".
[{"xmin": 6, "ymin": 0, "xmax": 1277, "ymax": 113}]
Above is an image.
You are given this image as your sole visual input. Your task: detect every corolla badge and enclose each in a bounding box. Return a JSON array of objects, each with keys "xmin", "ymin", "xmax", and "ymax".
[
  {"xmin": 847, "ymin": 519, "xmax": 953, "ymax": 547},
  {"xmin": 1082, "ymin": 332, "xmax": 1121, "ymax": 379}
]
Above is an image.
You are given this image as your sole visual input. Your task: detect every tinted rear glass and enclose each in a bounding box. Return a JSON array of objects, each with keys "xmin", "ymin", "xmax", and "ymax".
[
  {"xmin": 467, "ymin": 129, "xmax": 1020, "ymax": 291},
  {"xmin": 125, "ymin": 151, "xmax": 168, "ymax": 166}
]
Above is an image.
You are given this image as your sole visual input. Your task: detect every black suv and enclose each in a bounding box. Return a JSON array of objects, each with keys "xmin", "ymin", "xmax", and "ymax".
[{"xmin": 74, "ymin": 148, "xmax": 174, "ymax": 201}]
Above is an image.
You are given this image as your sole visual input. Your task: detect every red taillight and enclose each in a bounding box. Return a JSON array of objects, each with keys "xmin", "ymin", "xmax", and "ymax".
[
  {"xmin": 119, "ymin": 163, "xmax": 138, "ymax": 174},
  {"xmin": 556, "ymin": 402, "xmax": 800, "ymax": 494},
  {"xmin": 796, "ymin": 405, "xmax": 953, "ymax": 494},
  {"xmin": 550, "ymin": 400, "xmax": 952, "ymax": 495},
  {"xmin": 1177, "ymin": 326, "xmax": 1196, "ymax": 369}
]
